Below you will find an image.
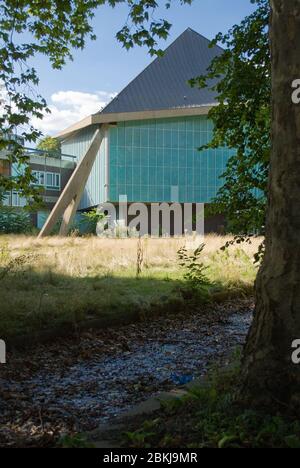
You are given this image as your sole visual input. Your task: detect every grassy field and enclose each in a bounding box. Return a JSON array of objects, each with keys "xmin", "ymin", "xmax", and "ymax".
[{"xmin": 0, "ymin": 235, "xmax": 262, "ymax": 341}]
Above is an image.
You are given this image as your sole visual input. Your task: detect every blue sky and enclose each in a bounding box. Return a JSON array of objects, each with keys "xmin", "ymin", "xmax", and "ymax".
[{"xmin": 32, "ymin": 0, "xmax": 256, "ymax": 135}]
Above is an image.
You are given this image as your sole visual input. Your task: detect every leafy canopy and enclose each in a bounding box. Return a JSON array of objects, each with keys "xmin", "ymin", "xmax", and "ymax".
[
  {"xmin": 191, "ymin": 0, "xmax": 270, "ymax": 234},
  {"xmin": 37, "ymin": 136, "xmax": 61, "ymax": 154}
]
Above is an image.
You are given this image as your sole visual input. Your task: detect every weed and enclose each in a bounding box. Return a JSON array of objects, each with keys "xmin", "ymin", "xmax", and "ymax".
[
  {"xmin": 136, "ymin": 237, "xmax": 144, "ymax": 278},
  {"xmin": 59, "ymin": 434, "xmax": 94, "ymax": 448},
  {"xmin": 177, "ymin": 244, "xmax": 211, "ymax": 303},
  {"xmin": 177, "ymin": 244, "xmax": 209, "ymax": 288}
]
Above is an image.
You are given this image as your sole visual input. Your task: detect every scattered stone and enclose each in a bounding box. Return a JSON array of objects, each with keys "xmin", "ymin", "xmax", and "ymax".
[{"xmin": 0, "ymin": 299, "xmax": 253, "ymax": 447}]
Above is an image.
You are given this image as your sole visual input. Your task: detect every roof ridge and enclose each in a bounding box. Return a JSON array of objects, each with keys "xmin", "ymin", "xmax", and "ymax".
[
  {"xmin": 185, "ymin": 28, "xmax": 224, "ymax": 52},
  {"xmin": 99, "ymin": 28, "xmax": 223, "ymax": 115},
  {"xmin": 98, "ymin": 29, "xmax": 193, "ymax": 116}
]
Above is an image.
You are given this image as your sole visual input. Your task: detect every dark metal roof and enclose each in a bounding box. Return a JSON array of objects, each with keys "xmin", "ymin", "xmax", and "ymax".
[{"xmin": 100, "ymin": 28, "xmax": 223, "ymax": 115}]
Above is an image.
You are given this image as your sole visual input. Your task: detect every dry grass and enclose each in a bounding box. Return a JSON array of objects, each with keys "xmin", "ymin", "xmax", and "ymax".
[
  {"xmin": 0, "ymin": 234, "xmax": 262, "ymax": 340},
  {"xmin": 3, "ymin": 234, "xmax": 262, "ymax": 274}
]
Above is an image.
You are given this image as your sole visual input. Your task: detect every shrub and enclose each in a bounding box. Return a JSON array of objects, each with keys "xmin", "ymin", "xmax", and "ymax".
[
  {"xmin": 177, "ymin": 244, "xmax": 211, "ymax": 303},
  {"xmin": 177, "ymin": 244, "xmax": 210, "ymax": 289},
  {"xmin": 81, "ymin": 208, "xmax": 107, "ymax": 235},
  {"xmin": 0, "ymin": 207, "xmax": 32, "ymax": 234}
]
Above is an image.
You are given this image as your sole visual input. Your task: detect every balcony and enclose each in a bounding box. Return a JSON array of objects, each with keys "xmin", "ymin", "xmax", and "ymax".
[
  {"xmin": 0, "ymin": 146, "xmax": 77, "ymax": 165},
  {"xmin": 24, "ymin": 147, "xmax": 77, "ymax": 163}
]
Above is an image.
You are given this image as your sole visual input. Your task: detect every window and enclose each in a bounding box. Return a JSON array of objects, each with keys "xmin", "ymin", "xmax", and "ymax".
[
  {"xmin": 46, "ymin": 172, "xmax": 60, "ymax": 189},
  {"xmin": 3, "ymin": 191, "xmax": 27, "ymax": 207},
  {"xmin": 32, "ymin": 171, "xmax": 45, "ymax": 186},
  {"xmin": 32, "ymin": 170, "xmax": 60, "ymax": 190},
  {"xmin": 2, "ymin": 192, "xmax": 10, "ymax": 206},
  {"xmin": 11, "ymin": 191, "xmax": 26, "ymax": 207}
]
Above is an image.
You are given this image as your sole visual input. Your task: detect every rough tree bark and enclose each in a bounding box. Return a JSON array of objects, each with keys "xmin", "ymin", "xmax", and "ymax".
[{"xmin": 240, "ymin": 0, "xmax": 300, "ymax": 408}]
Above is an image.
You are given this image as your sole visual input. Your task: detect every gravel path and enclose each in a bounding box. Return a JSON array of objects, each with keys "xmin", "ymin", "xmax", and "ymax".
[{"xmin": 0, "ymin": 299, "xmax": 253, "ymax": 447}]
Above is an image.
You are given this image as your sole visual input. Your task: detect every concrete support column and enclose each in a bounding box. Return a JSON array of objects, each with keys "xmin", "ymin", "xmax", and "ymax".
[{"xmin": 38, "ymin": 126, "xmax": 105, "ymax": 237}]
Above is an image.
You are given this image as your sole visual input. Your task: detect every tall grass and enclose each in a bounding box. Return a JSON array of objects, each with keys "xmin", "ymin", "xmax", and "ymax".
[
  {"xmin": 0, "ymin": 235, "xmax": 262, "ymax": 339},
  {"xmin": 2, "ymin": 234, "xmax": 261, "ymax": 276}
]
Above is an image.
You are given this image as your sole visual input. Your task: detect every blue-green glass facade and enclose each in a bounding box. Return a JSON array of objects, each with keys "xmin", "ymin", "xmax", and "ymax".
[
  {"xmin": 61, "ymin": 115, "xmax": 235, "ymax": 209},
  {"xmin": 109, "ymin": 115, "xmax": 234, "ymax": 203}
]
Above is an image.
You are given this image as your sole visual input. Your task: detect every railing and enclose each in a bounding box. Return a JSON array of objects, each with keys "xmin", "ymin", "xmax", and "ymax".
[
  {"xmin": 0, "ymin": 147, "xmax": 77, "ymax": 163},
  {"xmin": 24, "ymin": 147, "xmax": 77, "ymax": 162}
]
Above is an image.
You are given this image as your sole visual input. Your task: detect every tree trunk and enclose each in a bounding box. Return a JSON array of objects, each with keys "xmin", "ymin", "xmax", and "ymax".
[{"xmin": 240, "ymin": 0, "xmax": 300, "ymax": 408}]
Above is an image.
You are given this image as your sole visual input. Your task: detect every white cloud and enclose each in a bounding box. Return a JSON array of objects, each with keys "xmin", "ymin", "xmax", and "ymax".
[{"xmin": 32, "ymin": 90, "xmax": 116, "ymax": 136}]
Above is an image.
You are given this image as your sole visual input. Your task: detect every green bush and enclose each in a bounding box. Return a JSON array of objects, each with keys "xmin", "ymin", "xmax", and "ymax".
[
  {"xmin": 0, "ymin": 207, "xmax": 32, "ymax": 234},
  {"xmin": 177, "ymin": 244, "xmax": 209, "ymax": 287}
]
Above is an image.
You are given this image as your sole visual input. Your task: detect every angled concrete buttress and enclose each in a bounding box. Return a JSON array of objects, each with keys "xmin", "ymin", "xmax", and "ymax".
[{"xmin": 38, "ymin": 126, "xmax": 105, "ymax": 238}]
